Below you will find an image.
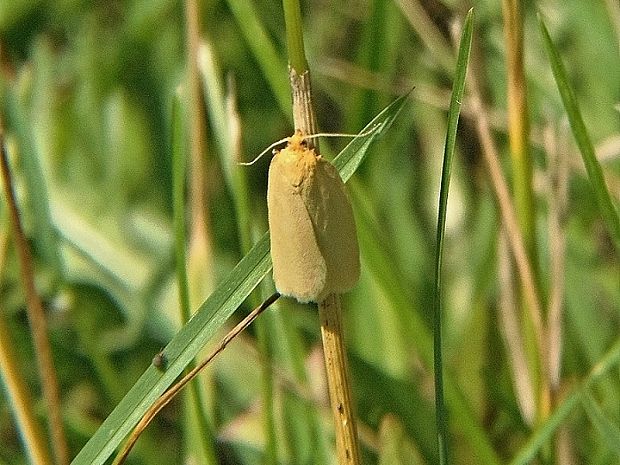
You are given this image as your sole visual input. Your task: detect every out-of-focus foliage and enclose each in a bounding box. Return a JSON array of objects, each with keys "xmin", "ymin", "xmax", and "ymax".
[{"xmin": 0, "ymin": 0, "xmax": 618, "ymax": 464}]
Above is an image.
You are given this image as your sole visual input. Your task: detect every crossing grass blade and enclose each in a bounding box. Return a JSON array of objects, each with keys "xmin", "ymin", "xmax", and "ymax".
[
  {"xmin": 70, "ymin": 92, "xmax": 408, "ymax": 465},
  {"xmin": 539, "ymin": 15, "xmax": 620, "ymax": 251},
  {"xmin": 508, "ymin": 339, "xmax": 620, "ymax": 465},
  {"xmin": 581, "ymin": 391, "xmax": 620, "ymax": 457}
]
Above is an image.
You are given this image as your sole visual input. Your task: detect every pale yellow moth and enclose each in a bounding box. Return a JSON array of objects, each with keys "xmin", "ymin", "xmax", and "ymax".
[{"xmin": 267, "ymin": 131, "xmax": 360, "ymax": 303}]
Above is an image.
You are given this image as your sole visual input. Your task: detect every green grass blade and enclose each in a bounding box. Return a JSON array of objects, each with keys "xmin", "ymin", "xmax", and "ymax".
[
  {"xmin": 70, "ymin": 93, "xmax": 408, "ymax": 465},
  {"xmin": 225, "ymin": 0, "xmax": 291, "ymax": 118},
  {"xmin": 3, "ymin": 86, "xmax": 61, "ymax": 271},
  {"xmin": 509, "ymin": 339, "xmax": 620, "ymax": 465},
  {"xmin": 432, "ymin": 9, "xmax": 473, "ymax": 465},
  {"xmin": 172, "ymin": 91, "xmax": 191, "ymax": 325},
  {"xmin": 333, "ymin": 89, "xmax": 410, "ymax": 181},
  {"xmin": 538, "ymin": 15, "xmax": 620, "ymax": 250},
  {"xmin": 581, "ymin": 391, "xmax": 620, "ymax": 457},
  {"xmin": 172, "ymin": 89, "xmax": 218, "ymax": 464}
]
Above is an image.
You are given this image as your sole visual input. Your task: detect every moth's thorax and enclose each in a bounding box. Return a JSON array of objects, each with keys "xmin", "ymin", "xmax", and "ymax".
[{"xmin": 274, "ymin": 141, "xmax": 318, "ymax": 188}]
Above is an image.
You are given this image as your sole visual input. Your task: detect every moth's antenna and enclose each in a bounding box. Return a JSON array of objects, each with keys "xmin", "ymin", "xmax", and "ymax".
[
  {"xmin": 238, "ymin": 123, "xmax": 380, "ymax": 166},
  {"xmin": 300, "ymin": 124, "xmax": 380, "ymax": 144},
  {"xmin": 238, "ymin": 136, "xmax": 291, "ymax": 166}
]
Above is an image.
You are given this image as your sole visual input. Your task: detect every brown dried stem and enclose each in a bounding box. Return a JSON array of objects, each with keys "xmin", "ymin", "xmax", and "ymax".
[
  {"xmin": 0, "ymin": 128, "xmax": 69, "ymax": 465},
  {"xmin": 466, "ymin": 70, "xmax": 549, "ymax": 415},
  {"xmin": 113, "ymin": 293, "xmax": 280, "ymax": 465},
  {"xmin": 318, "ymin": 294, "xmax": 361, "ymax": 465},
  {"xmin": 0, "ymin": 229, "xmax": 52, "ymax": 465}
]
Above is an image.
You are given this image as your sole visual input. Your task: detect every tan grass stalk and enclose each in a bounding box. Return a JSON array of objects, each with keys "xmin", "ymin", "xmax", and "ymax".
[
  {"xmin": 0, "ymin": 127, "xmax": 69, "ymax": 465},
  {"xmin": 466, "ymin": 70, "xmax": 549, "ymax": 415},
  {"xmin": 544, "ymin": 124, "xmax": 568, "ymax": 393},
  {"xmin": 0, "ymin": 231, "xmax": 52, "ymax": 465},
  {"xmin": 185, "ymin": 0, "xmax": 214, "ymax": 306},
  {"xmin": 289, "ymin": 66, "xmax": 361, "ymax": 465},
  {"xmin": 318, "ymin": 294, "xmax": 361, "ymax": 465}
]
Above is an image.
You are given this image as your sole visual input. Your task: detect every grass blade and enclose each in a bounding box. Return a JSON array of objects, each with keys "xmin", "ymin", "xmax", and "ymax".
[
  {"xmin": 510, "ymin": 339, "xmax": 620, "ymax": 465},
  {"xmin": 581, "ymin": 391, "xmax": 620, "ymax": 457},
  {"xmin": 333, "ymin": 89, "xmax": 410, "ymax": 181},
  {"xmin": 225, "ymin": 0, "xmax": 291, "ymax": 118},
  {"xmin": 539, "ymin": 15, "xmax": 620, "ymax": 250},
  {"xmin": 172, "ymin": 91, "xmax": 191, "ymax": 325},
  {"xmin": 433, "ymin": 9, "xmax": 473, "ymax": 465},
  {"xmin": 70, "ymin": 93, "xmax": 408, "ymax": 465},
  {"xmin": 2, "ymin": 86, "xmax": 61, "ymax": 271}
]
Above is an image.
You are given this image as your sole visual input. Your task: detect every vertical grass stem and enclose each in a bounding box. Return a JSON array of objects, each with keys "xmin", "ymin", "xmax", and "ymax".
[
  {"xmin": 318, "ymin": 295, "xmax": 362, "ymax": 465},
  {"xmin": 0, "ymin": 126, "xmax": 69, "ymax": 465}
]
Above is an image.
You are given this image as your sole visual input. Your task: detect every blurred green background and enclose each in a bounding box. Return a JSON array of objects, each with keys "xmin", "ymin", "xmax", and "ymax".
[{"xmin": 0, "ymin": 0, "xmax": 619, "ymax": 464}]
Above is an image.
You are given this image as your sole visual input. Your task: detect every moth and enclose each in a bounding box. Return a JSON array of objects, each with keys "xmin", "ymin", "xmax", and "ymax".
[{"xmin": 267, "ymin": 132, "xmax": 360, "ymax": 303}]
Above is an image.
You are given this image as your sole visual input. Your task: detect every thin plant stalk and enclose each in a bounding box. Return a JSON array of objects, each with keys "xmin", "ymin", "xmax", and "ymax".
[
  {"xmin": 502, "ymin": 0, "xmax": 537, "ymax": 267},
  {"xmin": 185, "ymin": 0, "xmax": 211, "ymax": 252},
  {"xmin": 544, "ymin": 124, "xmax": 569, "ymax": 462},
  {"xmin": 498, "ymin": 231, "xmax": 536, "ymax": 425},
  {"xmin": 171, "ymin": 91, "xmax": 217, "ymax": 464},
  {"xmin": 319, "ymin": 295, "xmax": 361, "ymax": 465},
  {"xmin": 433, "ymin": 10, "xmax": 473, "ymax": 465},
  {"xmin": 0, "ymin": 125, "xmax": 69, "ymax": 465},
  {"xmin": 543, "ymin": 124, "xmax": 568, "ymax": 394},
  {"xmin": 282, "ymin": 0, "xmax": 308, "ymax": 73},
  {"xmin": 466, "ymin": 69, "xmax": 546, "ymax": 369},
  {"xmin": 0, "ymin": 311, "xmax": 53, "ymax": 465},
  {"xmin": 0, "ymin": 230, "xmax": 52, "ymax": 465},
  {"xmin": 282, "ymin": 0, "xmax": 361, "ymax": 463},
  {"xmin": 502, "ymin": 0, "xmax": 548, "ymax": 426},
  {"xmin": 112, "ymin": 293, "xmax": 281, "ymax": 465}
]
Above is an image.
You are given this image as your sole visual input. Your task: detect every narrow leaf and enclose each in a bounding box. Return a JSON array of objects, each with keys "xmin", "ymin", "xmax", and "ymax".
[
  {"xmin": 539, "ymin": 15, "xmax": 620, "ymax": 250},
  {"xmin": 225, "ymin": 0, "xmax": 291, "ymax": 117},
  {"xmin": 433, "ymin": 9, "xmax": 473, "ymax": 465},
  {"xmin": 510, "ymin": 339, "xmax": 620, "ymax": 465},
  {"xmin": 581, "ymin": 391, "xmax": 620, "ymax": 457}
]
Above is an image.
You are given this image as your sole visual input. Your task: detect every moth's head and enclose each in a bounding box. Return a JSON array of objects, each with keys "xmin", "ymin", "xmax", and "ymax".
[{"xmin": 286, "ymin": 131, "xmax": 309, "ymax": 151}]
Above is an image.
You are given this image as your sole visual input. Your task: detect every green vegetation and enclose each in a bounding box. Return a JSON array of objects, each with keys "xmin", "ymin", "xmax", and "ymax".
[{"xmin": 0, "ymin": 1, "xmax": 618, "ymax": 465}]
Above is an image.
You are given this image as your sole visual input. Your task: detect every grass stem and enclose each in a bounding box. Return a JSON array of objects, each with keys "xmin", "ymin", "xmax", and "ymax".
[
  {"xmin": 502, "ymin": 0, "xmax": 537, "ymax": 265},
  {"xmin": 0, "ymin": 126, "xmax": 69, "ymax": 465},
  {"xmin": 171, "ymin": 88, "xmax": 217, "ymax": 463},
  {"xmin": 0, "ymin": 229, "xmax": 52, "ymax": 465},
  {"xmin": 282, "ymin": 0, "xmax": 309, "ymax": 74},
  {"xmin": 319, "ymin": 295, "xmax": 361, "ymax": 465}
]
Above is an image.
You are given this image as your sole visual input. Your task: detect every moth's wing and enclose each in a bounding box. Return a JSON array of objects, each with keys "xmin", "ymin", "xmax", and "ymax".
[
  {"xmin": 268, "ymin": 154, "xmax": 327, "ymax": 303},
  {"xmin": 306, "ymin": 159, "xmax": 360, "ymax": 296}
]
